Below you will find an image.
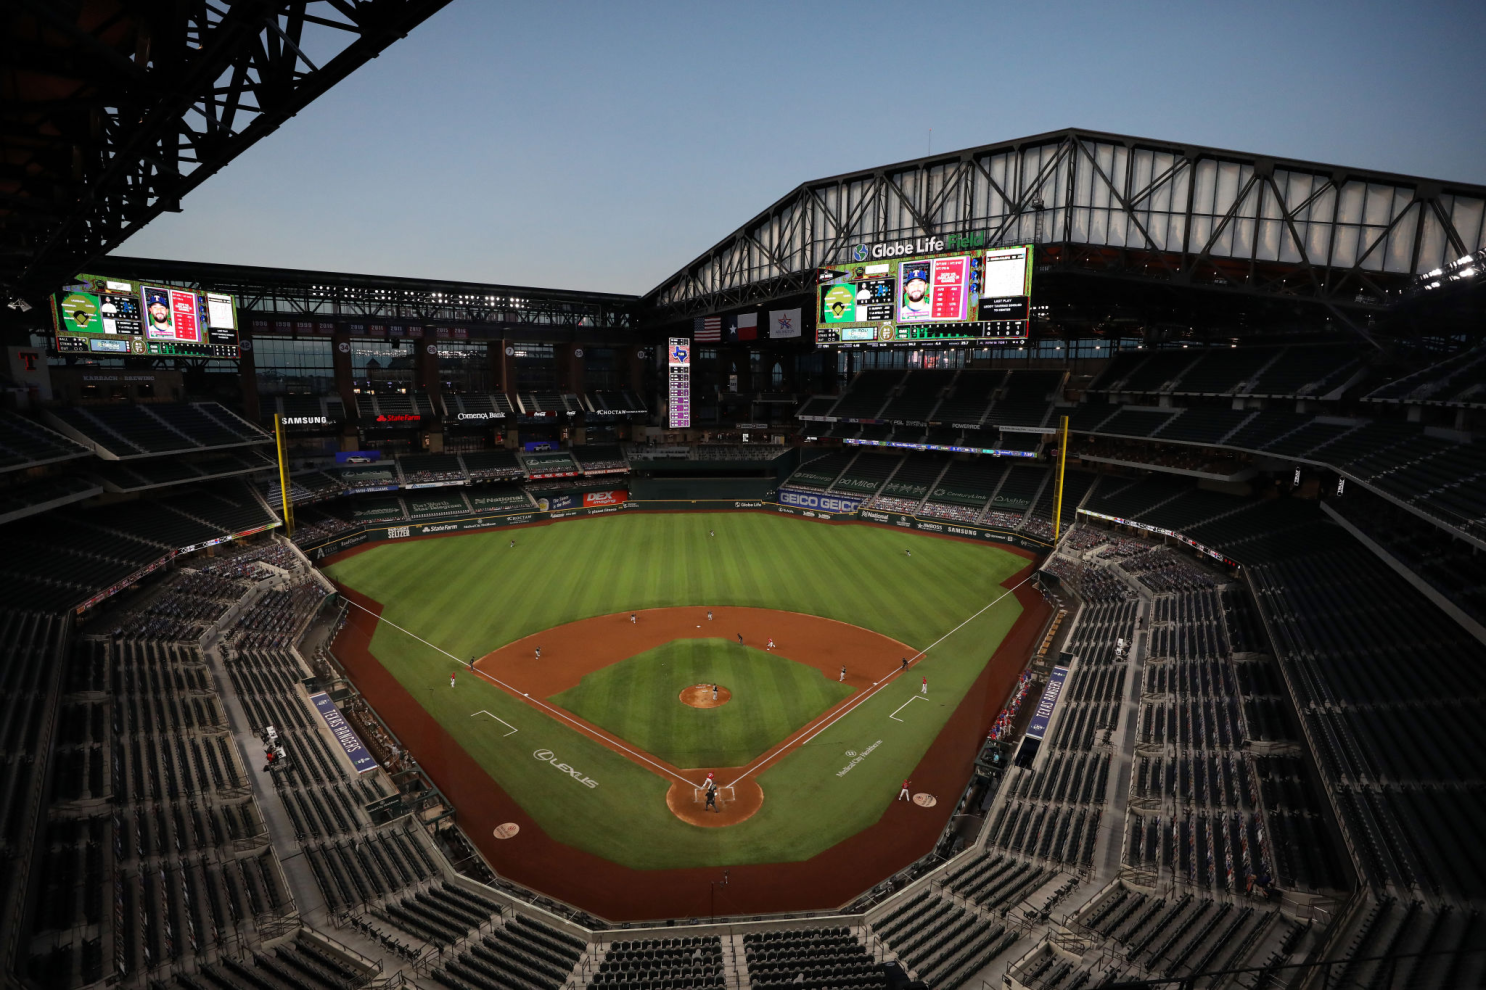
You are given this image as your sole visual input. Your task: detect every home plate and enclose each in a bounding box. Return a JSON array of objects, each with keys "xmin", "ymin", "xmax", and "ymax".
[
  {"xmin": 913, "ymin": 793, "xmax": 937, "ymax": 807},
  {"xmin": 493, "ymin": 823, "xmax": 520, "ymax": 839}
]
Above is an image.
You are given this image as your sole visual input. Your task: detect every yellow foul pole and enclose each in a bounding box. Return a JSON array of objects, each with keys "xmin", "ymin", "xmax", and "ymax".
[
  {"xmin": 1052, "ymin": 414, "xmax": 1069, "ymax": 542},
  {"xmin": 274, "ymin": 413, "xmax": 294, "ymax": 537}
]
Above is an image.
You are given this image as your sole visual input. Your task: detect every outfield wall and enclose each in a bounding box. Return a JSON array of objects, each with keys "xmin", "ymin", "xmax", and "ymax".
[{"xmin": 303, "ymin": 493, "xmax": 1053, "ymax": 562}]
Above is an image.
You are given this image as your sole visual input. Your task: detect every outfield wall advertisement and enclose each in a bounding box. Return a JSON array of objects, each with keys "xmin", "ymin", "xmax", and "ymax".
[
  {"xmin": 777, "ymin": 488, "xmax": 865, "ymax": 513},
  {"xmin": 855, "ymin": 509, "xmax": 1051, "ymax": 551},
  {"xmin": 302, "ymin": 492, "xmax": 1052, "ymax": 560}
]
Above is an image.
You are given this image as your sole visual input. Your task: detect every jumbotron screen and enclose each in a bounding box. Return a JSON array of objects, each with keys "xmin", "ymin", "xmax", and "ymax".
[
  {"xmin": 816, "ymin": 242, "xmax": 1032, "ymax": 346},
  {"xmin": 51, "ymin": 274, "xmax": 242, "ymax": 358}
]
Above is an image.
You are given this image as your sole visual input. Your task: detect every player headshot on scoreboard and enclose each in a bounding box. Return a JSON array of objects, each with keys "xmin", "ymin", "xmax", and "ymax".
[
  {"xmin": 901, "ymin": 267, "xmax": 931, "ymax": 318},
  {"xmin": 144, "ymin": 288, "xmax": 174, "ymax": 336}
]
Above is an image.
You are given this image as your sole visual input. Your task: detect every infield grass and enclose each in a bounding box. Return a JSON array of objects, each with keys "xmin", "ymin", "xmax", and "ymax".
[
  {"xmin": 325, "ymin": 512, "xmax": 1027, "ymax": 869},
  {"xmin": 551, "ymin": 640, "xmax": 854, "ymax": 768}
]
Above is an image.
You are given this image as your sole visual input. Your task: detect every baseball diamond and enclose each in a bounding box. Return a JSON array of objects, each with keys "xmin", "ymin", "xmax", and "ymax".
[{"xmin": 322, "ymin": 510, "xmax": 1040, "ymax": 910}]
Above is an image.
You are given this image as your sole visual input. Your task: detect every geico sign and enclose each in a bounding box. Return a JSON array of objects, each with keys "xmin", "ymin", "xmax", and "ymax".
[
  {"xmin": 779, "ymin": 490, "xmax": 861, "ymax": 512},
  {"xmin": 532, "ymin": 749, "xmax": 598, "ymax": 788}
]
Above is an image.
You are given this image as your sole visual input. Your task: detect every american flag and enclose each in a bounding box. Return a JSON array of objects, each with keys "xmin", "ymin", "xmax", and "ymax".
[{"xmin": 693, "ymin": 315, "xmax": 722, "ymax": 342}]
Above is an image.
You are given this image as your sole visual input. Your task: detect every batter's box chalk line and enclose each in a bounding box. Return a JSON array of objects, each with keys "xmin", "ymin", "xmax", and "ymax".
[
  {"xmin": 888, "ymin": 695, "xmax": 928, "ymax": 722},
  {"xmin": 693, "ymin": 785, "xmax": 736, "ymax": 803},
  {"xmin": 471, "ymin": 710, "xmax": 519, "ymax": 737}
]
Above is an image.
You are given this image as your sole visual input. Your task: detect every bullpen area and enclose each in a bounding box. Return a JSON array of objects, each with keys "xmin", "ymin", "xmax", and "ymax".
[{"xmin": 322, "ymin": 511, "xmax": 1048, "ymax": 919}]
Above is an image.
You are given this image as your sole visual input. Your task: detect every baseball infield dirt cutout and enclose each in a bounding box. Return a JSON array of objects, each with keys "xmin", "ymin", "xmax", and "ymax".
[
  {"xmin": 679, "ymin": 684, "xmax": 731, "ymax": 708},
  {"xmin": 665, "ymin": 778, "xmax": 764, "ymax": 827},
  {"xmin": 466, "ymin": 606, "xmax": 912, "ymax": 829}
]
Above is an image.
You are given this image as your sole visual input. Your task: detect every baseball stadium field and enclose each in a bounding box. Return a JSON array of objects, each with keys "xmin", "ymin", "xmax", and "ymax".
[{"xmin": 323, "ymin": 510, "xmax": 1037, "ymax": 910}]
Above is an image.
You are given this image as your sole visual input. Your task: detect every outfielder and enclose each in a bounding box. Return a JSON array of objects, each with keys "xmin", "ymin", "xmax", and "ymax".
[
  {"xmin": 921, "ymin": 675, "xmax": 928, "ymax": 694},
  {"xmin": 898, "ymin": 778, "xmax": 912, "ymax": 801},
  {"xmin": 450, "ymin": 671, "xmax": 456, "ymax": 688}
]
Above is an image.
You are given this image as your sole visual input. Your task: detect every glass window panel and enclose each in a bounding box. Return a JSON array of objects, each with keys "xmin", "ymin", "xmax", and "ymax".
[
  {"xmin": 349, "ymin": 338, "xmax": 415, "ymax": 394},
  {"xmin": 252, "ymin": 336, "xmax": 334, "ymax": 396},
  {"xmin": 1383, "ymin": 203, "xmax": 1417, "ymax": 273},
  {"xmin": 1269, "ymin": 219, "xmax": 1297, "ymax": 263},
  {"xmin": 1451, "ymin": 198, "xmax": 1486, "ymax": 253},
  {"xmin": 1232, "ymin": 217, "xmax": 1256, "ymax": 259},
  {"xmin": 1335, "ymin": 182, "xmax": 1367, "ymax": 225},
  {"xmin": 1332, "ymin": 225, "xmax": 1361, "ymax": 269}
]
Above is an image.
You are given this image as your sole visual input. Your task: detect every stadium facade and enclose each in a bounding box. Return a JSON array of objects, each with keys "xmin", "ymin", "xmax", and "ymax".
[{"xmin": 2, "ymin": 13, "xmax": 1484, "ymax": 985}]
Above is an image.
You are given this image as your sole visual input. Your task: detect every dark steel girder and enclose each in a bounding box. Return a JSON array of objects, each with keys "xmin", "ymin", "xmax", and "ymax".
[
  {"xmin": 644, "ymin": 127, "xmax": 1486, "ymax": 345},
  {"xmin": 1, "ymin": 0, "xmax": 453, "ymax": 302}
]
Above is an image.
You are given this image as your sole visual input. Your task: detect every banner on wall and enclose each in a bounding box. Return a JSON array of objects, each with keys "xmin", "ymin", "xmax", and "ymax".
[
  {"xmin": 768, "ymin": 308, "xmax": 802, "ymax": 339},
  {"xmin": 583, "ymin": 489, "xmax": 627, "ymax": 508},
  {"xmin": 308, "ymin": 692, "xmax": 378, "ymax": 773},
  {"xmin": 1025, "ymin": 666, "xmax": 1070, "ymax": 741}
]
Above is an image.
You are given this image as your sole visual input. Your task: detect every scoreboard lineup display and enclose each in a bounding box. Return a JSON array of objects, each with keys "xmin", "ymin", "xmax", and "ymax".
[
  {"xmin": 51, "ymin": 274, "xmax": 242, "ymax": 358},
  {"xmin": 816, "ymin": 237, "xmax": 1033, "ymax": 346}
]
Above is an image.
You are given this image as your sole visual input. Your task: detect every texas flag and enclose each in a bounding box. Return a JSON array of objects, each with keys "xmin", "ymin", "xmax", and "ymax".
[{"xmin": 728, "ymin": 313, "xmax": 758, "ymax": 341}]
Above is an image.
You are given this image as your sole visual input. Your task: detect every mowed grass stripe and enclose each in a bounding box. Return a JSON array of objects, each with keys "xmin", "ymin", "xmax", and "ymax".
[{"xmin": 551, "ymin": 640, "xmax": 853, "ymax": 768}]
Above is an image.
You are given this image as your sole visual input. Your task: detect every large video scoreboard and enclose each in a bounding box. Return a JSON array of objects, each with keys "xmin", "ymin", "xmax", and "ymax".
[
  {"xmin": 50, "ymin": 274, "xmax": 242, "ymax": 358},
  {"xmin": 816, "ymin": 235, "xmax": 1032, "ymax": 347}
]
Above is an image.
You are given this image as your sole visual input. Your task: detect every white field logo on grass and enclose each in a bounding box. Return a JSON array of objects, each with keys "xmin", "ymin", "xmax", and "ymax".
[
  {"xmin": 533, "ymin": 749, "xmax": 599, "ymax": 788},
  {"xmin": 836, "ymin": 739, "xmax": 882, "ymax": 777}
]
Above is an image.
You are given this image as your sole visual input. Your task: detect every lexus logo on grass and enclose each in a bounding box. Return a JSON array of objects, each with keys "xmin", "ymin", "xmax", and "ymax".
[{"xmin": 533, "ymin": 749, "xmax": 598, "ymax": 788}]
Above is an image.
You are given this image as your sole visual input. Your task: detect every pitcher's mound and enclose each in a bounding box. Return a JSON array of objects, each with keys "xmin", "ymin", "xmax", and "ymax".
[
  {"xmin": 666, "ymin": 778, "xmax": 763, "ymax": 828},
  {"xmin": 680, "ymin": 684, "xmax": 731, "ymax": 708}
]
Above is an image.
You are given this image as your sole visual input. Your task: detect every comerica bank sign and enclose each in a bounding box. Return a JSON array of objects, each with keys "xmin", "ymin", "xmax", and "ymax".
[{"xmin": 850, "ymin": 229, "xmax": 993, "ymax": 262}]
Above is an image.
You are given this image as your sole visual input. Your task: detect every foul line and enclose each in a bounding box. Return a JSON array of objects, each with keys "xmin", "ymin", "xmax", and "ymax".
[
  {"xmin": 471, "ymin": 711, "xmax": 519, "ymax": 737},
  {"xmin": 339, "ymin": 596, "xmax": 696, "ymax": 786},
  {"xmin": 724, "ymin": 573, "xmax": 1032, "ymax": 788},
  {"xmin": 888, "ymin": 695, "xmax": 927, "ymax": 722}
]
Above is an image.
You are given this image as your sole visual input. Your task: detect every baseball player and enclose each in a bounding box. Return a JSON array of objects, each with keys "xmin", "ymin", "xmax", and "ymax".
[
  {"xmin": 709, "ymin": 529, "xmax": 715, "ymax": 537},
  {"xmin": 921, "ymin": 675, "xmax": 928, "ymax": 695},
  {"xmin": 509, "ymin": 539, "xmax": 515, "ymax": 548},
  {"xmin": 535, "ymin": 646, "xmax": 541, "ymax": 660},
  {"xmin": 705, "ymin": 781, "xmax": 718, "ymax": 812},
  {"xmin": 630, "ymin": 613, "xmax": 636, "ymax": 624},
  {"xmin": 901, "ymin": 657, "xmax": 909, "ymax": 671},
  {"xmin": 767, "ymin": 637, "xmax": 775, "ymax": 651},
  {"xmin": 468, "ymin": 656, "xmax": 475, "ymax": 670},
  {"xmin": 904, "ymin": 548, "xmax": 912, "ymax": 557},
  {"xmin": 450, "ymin": 671, "xmax": 456, "ymax": 688},
  {"xmin": 707, "ymin": 610, "xmax": 713, "ymax": 621},
  {"xmin": 712, "ymin": 684, "xmax": 718, "ymax": 701},
  {"xmin": 737, "ymin": 633, "xmax": 743, "ymax": 646},
  {"xmin": 898, "ymin": 779, "xmax": 912, "ymax": 801},
  {"xmin": 839, "ymin": 665, "xmax": 846, "ymax": 682}
]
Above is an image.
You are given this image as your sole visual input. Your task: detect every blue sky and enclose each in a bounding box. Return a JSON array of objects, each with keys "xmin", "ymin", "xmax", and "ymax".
[{"xmin": 113, "ymin": 1, "xmax": 1486, "ymax": 295}]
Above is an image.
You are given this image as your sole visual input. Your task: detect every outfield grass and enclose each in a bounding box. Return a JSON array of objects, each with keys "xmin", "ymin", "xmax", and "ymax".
[
  {"xmin": 550, "ymin": 640, "xmax": 854, "ymax": 768},
  {"xmin": 325, "ymin": 512, "xmax": 1026, "ymax": 869}
]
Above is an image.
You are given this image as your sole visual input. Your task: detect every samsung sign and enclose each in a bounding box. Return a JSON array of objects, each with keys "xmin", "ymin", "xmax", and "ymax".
[{"xmin": 778, "ymin": 489, "xmax": 863, "ymax": 514}]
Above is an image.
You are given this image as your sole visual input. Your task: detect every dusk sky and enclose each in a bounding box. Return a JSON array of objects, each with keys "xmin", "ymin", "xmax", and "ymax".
[{"xmin": 112, "ymin": 1, "xmax": 1486, "ymax": 296}]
